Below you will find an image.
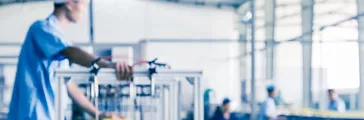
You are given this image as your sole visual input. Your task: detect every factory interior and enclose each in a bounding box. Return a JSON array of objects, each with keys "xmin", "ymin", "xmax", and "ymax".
[{"xmin": 1, "ymin": 0, "xmax": 364, "ymax": 120}]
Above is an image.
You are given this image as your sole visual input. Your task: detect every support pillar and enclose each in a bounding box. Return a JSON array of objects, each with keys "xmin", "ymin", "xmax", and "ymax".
[
  {"xmin": 357, "ymin": 0, "xmax": 364, "ymax": 110},
  {"xmin": 301, "ymin": 0, "xmax": 314, "ymax": 108},
  {"xmin": 237, "ymin": 1, "xmax": 250, "ymax": 113},
  {"xmin": 0, "ymin": 65, "xmax": 4, "ymax": 108},
  {"xmin": 265, "ymin": 0, "xmax": 276, "ymax": 80},
  {"xmin": 250, "ymin": 0, "xmax": 257, "ymax": 119},
  {"xmin": 89, "ymin": 0, "xmax": 95, "ymax": 54},
  {"xmin": 239, "ymin": 27, "xmax": 248, "ymax": 112}
]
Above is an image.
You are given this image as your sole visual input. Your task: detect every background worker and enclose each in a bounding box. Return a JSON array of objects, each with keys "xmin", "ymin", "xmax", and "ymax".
[
  {"xmin": 7, "ymin": 0, "xmax": 132, "ymax": 119},
  {"xmin": 210, "ymin": 98, "xmax": 238, "ymax": 120},
  {"xmin": 328, "ymin": 89, "xmax": 346, "ymax": 112},
  {"xmin": 259, "ymin": 85, "xmax": 278, "ymax": 120}
]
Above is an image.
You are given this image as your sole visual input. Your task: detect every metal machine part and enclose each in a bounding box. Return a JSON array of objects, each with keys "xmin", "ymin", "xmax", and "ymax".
[
  {"xmin": 70, "ymin": 79, "xmax": 177, "ymax": 120},
  {"xmin": 55, "ymin": 68, "xmax": 203, "ymax": 120},
  {"xmin": 145, "ymin": 58, "xmax": 169, "ymax": 97}
]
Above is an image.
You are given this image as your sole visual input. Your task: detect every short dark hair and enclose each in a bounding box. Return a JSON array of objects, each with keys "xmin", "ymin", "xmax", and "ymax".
[
  {"xmin": 267, "ymin": 85, "xmax": 275, "ymax": 93},
  {"xmin": 54, "ymin": 3, "xmax": 66, "ymax": 10},
  {"xmin": 222, "ymin": 98, "xmax": 230, "ymax": 105},
  {"xmin": 328, "ymin": 89, "xmax": 335, "ymax": 93}
]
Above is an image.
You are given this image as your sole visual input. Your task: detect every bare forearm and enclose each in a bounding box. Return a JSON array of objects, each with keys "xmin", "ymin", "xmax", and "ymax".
[
  {"xmin": 62, "ymin": 46, "xmax": 133, "ymax": 80},
  {"xmin": 66, "ymin": 81, "xmax": 99, "ymax": 117},
  {"xmin": 61, "ymin": 46, "xmax": 113, "ymax": 68}
]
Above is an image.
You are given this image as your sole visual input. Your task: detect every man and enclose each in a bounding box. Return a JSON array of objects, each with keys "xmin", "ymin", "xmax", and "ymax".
[
  {"xmin": 328, "ymin": 89, "xmax": 346, "ymax": 112},
  {"xmin": 210, "ymin": 98, "xmax": 238, "ymax": 120},
  {"xmin": 259, "ymin": 85, "xmax": 278, "ymax": 120},
  {"xmin": 7, "ymin": 0, "xmax": 132, "ymax": 119}
]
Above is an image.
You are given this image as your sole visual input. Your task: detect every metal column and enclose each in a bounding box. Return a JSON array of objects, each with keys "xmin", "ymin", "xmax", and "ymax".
[
  {"xmin": 250, "ymin": 0, "xmax": 257, "ymax": 119},
  {"xmin": 237, "ymin": 5, "xmax": 249, "ymax": 111},
  {"xmin": 0, "ymin": 65, "xmax": 4, "ymax": 108},
  {"xmin": 265, "ymin": 0, "xmax": 276, "ymax": 80},
  {"xmin": 56, "ymin": 77, "xmax": 65, "ymax": 120},
  {"xmin": 239, "ymin": 35, "xmax": 248, "ymax": 112},
  {"xmin": 357, "ymin": 0, "xmax": 364, "ymax": 110},
  {"xmin": 301, "ymin": 0, "xmax": 314, "ymax": 108},
  {"xmin": 193, "ymin": 77, "xmax": 203, "ymax": 120},
  {"xmin": 89, "ymin": 0, "xmax": 96, "ymax": 54},
  {"xmin": 0, "ymin": 65, "xmax": 3, "ymax": 78},
  {"xmin": 89, "ymin": 0, "xmax": 94, "ymax": 44}
]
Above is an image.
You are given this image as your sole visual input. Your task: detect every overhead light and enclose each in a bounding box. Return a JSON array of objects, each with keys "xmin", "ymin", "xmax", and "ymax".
[{"xmin": 241, "ymin": 11, "xmax": 252, "ymax": 24}]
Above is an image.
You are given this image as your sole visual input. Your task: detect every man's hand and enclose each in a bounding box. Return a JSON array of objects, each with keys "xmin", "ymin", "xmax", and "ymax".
[
  {"xmin": 99, "ymin": 112, "xmax": 125, "ymax": 120},
  {"xmin": 112, "ymin": 62, "xmax": 133, "ymax": 81},
  {"xmin": 61, "ymin": 47, "xmax": 134, "ymax": 80}
]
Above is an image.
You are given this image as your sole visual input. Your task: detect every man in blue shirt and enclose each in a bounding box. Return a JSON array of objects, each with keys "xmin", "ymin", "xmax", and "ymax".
[
  {"xmin": 7, "ymin": 0, "xmax": 132, "ymax": 119},
  {"xmin": 259, "ymin": 86, "xmax": 278, "ymax": 120},
  {"xmin": 328, "ymin": 89, "xmax": 346, "ymax": 112}
]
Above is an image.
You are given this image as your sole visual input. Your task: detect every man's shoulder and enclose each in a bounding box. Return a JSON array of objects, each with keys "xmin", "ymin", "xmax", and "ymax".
[
  {"xmin": 265, "ymin": 98, "xmax": 276, "ymax": 107},
  {"xmin": 338, "ymin": 98, "xmax": 345, "ymax": 104},
  {"xmin": 28, "ymin": 19, "xmax": 62, "ymax": 38},
  {"xmin": 29, "ymin": 20, "xmax": 48, "ymax": 31},
  {"xmin": 267, "ymin": 98, "xmax": 275, "ymax": 103}
]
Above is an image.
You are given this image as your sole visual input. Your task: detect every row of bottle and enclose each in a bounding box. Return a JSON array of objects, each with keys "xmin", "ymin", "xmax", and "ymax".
[
  {"xmin": 71, "ymin": 83, "xmax": 164, "ymax": 120},
  {"xmin": 77, "ymin": 84, "xmax": 161, "ymax": 112},
  {"xmin": 79, "ymin": 84, "xmax": 158, "ymax": 97}
]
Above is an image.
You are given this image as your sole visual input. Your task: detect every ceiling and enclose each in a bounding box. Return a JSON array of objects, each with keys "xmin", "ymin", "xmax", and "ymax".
[
  {"xmin": 0, "ymin": 0, "xmax": 248, "ymax": 8},
  {"xmin": 0, "ymin": 0, "xmax": 46, "ymax": 6},
  {"xmin": 158, "ymin": 0, "xmax": 248, "ymax": 8}
]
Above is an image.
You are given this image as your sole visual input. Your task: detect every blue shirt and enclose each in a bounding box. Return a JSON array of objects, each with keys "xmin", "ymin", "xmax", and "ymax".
[
  {"xmin": 7, "ymin": 14, "xmax": 70, "ymax": 120},
  {"xmin": 210, "ymin": 107, "xmax": 238, "ymax": 120},
  {"xmin": 259, "ymin": 97, "xmax": 277, "ymax": 120},
  {"xmin": 328, "ymin": 98, "xmax": 346, "ymax": 112}
]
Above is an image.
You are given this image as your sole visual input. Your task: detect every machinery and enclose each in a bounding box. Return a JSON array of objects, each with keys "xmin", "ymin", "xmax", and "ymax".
[{"xmin": 54, "ymin": 59, "xmax": 204, "ymax": 120}]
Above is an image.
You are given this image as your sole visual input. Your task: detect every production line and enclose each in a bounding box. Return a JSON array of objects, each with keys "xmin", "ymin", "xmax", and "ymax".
[
  {"xmin": 2, "ymin": 0, "xmax": 364, "ymax": 119},
  {"xmin": 54, "ymin": 60, "xmax": 203, "ymax": 120},
  {"xmin": 0, "ymin": 56, "xmax": 204, "ymax": 120}
]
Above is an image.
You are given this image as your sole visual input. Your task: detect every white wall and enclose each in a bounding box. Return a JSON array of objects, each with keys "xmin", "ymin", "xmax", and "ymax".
[
  {"xmin": 143, "ymin": 42, "xmax": 241, "ymax": 108},
  {"xmin": 0, "ymin": 0, "xmax": 238, "ymax": 43},
  {"xmin": 0, "ymin": 1, "xmax": 90, "ymax": 43},
  {"xmin": 95, "ymin": 0, "xmax": 238, "ymax": 43}
]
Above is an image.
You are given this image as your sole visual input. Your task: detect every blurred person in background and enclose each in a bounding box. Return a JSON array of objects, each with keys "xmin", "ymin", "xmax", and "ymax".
[
  {"xmin": 210, "ymin": 98, "xmax": 238, "ymax": 120},
  {"xmin": 259, "ymin": 85, "xmax": 285, "ymax": 120},
  {"xmin": 328, "ymin": 89, "xmax": 346, "ymax": 112},
  {"xmin": 204, "ymin": 88, "xmax": 216, "ymax": 120},
  {"xmin": 7, "ymin": 0, "xmax": 132, "ymax": 120}
]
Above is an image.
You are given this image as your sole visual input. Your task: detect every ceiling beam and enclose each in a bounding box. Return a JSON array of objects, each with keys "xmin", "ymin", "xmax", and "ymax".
[{"xmin": 0, "ymin": 0, "xmax": 47, "ymax": 6}]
